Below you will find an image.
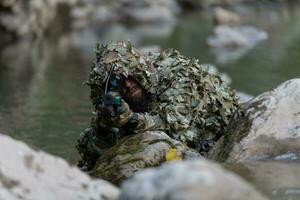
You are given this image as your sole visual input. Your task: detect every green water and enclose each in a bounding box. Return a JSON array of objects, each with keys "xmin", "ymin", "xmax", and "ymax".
[
  {"xmin": 0, "ymin": 5, "xmax": 300, "ymax": 164},
  {"xmin": 0, "ymin": 41, "xmax": 92, "ymax": 162}
]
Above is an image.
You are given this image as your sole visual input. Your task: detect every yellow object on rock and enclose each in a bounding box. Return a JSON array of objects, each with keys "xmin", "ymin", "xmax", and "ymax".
[{"xmin": 165, "ymin": 148, "xmax": 182, "ymax": 162}]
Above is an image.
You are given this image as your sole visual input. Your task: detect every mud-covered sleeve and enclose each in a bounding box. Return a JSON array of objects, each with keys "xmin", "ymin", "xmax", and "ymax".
[{"xmin": 122, "ymin": 112, "xmax": 167, "ymax": 134}]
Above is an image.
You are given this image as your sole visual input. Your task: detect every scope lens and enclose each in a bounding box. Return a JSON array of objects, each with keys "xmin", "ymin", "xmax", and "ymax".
[{"xmin": 110, "ymin": 75, "xmax": 122, "ymax": 87}]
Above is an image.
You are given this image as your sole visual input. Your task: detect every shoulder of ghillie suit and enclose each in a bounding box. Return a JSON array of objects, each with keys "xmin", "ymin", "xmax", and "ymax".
[
  {"xmin": 152, "ymin": 47, "xmax": 240, "ymax": 137},
  {"xmin": 86, "ymin": 41, "xmax": 159, "ymax": 110}
]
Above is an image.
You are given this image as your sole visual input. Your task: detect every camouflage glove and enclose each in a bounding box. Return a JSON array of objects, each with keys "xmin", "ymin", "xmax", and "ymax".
[{"xmin": 99, "ymin": 97, "xmax": 133, "ymax": 128}]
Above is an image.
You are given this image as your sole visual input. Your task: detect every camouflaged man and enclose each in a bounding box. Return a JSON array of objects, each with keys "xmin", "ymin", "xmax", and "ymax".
[{"xmin": 76, "ymin": 41, "xmax": 240, "ymax": 170}]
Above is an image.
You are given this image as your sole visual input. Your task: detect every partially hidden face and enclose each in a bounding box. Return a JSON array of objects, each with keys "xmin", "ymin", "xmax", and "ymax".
[
  {"xmin": 121, "ymin": 77, "xmax": 150, "ymax": 113},
  {"xmin": 121, "ymin": 77, "xmax": 143, "ymax": 101}
]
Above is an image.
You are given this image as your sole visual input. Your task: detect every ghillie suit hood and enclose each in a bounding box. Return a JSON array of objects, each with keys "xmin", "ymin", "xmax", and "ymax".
[{"xmin": 87, "ymin": 41, "xmax": 158, "ymax": 110}]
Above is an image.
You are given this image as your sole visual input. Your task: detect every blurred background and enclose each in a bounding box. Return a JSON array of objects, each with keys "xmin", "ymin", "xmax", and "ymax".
[{"xmin": 0, "ymin": 0, "xmax": 300, "ymax": 165}]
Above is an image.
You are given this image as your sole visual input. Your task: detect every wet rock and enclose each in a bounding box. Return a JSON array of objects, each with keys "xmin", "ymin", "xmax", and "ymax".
[
  {"xmin": 207, "ymin": 25, "xmax": 268, "ymax": 48},
  {"xmin": 120, "ymin": 160, "xmax": 268, "ymax": 200},
  {"xmin": 207, "ymin": 25, "xmax": 268, "ymax": 63},
  {"xmin": 225, "ymin": 161, "xmax": 300, "ymax": 199},
  {"xmin": 71, "ymin": 0, "xmax": 179, "ymax": 29},
  {"xmin": 2, "ymin": 0, "xmax": 178, "ymax": 39},
  {"xmin": 89, "ymin": 131, "xmax": 202, "ymax": 185},
  {"xmin": 0, "ymin": 133, "xmax": 120, "ymax": 200},
  {"xmin": 209, "ymin": 45, "xmax": 250, "ymax": 64},
  {"xmin": 213, "ymin": 7, "xmax": 241, "ymax": 26},
  {"xmin": 212, "ymin": 79, "xmax": 300, "ymax": 162},
  {"xmin": 71, "ymin": 2, "xmax": 118, "ymax": 29},
  {"xmin": 118, "ymin": 1, "xmax": 178, "ymax": 24}
]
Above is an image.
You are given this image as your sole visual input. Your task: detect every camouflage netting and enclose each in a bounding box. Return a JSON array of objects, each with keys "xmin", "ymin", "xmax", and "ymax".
[
  {"xmin": 87, "ymin": 41, "xmax": 240, "ymax": 151},
  {"xmin": 154, "ymin": 48, "xmax": 239, "ymax": 145}
]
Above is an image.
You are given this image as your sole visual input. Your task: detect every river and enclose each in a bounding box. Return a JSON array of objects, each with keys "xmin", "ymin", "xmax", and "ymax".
[{"xmin": 0, "ymin": 4, "xmax": 300, "ymax": 199}]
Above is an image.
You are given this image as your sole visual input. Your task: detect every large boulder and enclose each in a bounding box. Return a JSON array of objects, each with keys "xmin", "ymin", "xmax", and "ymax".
[
  {"xmin": 0, "ymin": 133, "xmax": 120, "ymax": 200},
  {"xmin": 119, "ymin": 160, "xmax": 268, "ymax": 200},
  {"xmin": 212, "ymin": 79, "xmax": 300, "ymax": 162},
  {"xmin": 89, "ymin": 131, "xmax": 202, "ymax": 185}
]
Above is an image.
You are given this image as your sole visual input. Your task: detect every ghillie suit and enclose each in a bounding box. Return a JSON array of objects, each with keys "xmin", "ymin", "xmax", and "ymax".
[{"xmin": 76, "ymin": 42, "xmax": 240, "ymax": 170}]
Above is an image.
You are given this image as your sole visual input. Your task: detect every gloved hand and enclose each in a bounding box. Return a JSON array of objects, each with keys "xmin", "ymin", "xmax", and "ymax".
[{"xmin": 99, "ymin": 93, "xmax": 133, "ymax": 128}]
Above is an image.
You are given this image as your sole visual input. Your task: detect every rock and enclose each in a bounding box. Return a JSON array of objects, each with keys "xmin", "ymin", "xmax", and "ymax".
[
  {"xmin": 1, "ymin": 0, "xmax": 179, "ymax": 39},
  {"xmin": 119, "ymin": 160, "xmax": 268, "ymax": 200},
  {"xmin": 119, "ymin": 3, "xmax": 177, "ymax": 24},
  {"xmin": 0, "ymin": 133, "xmax": 120, "ymax": 200},
  {"xmin": 207, "ymin": 25, "xmax": 268, "ymax": 63},
  {"xmin": 89, "ymin": 131, "xmax": 202, "ymax": 185},
  {"xmin": 213, "ymin": 7, "xmax": 241, "ymax": 26},
  {"xmin": 209, "ymin": 45, "xmax": 250, "ymax": 64},
  {"xmin": 207, "ymin": 25, "xmax": 268, "ymax": 48},
  {"xmin": 71, "ymin": 0, "xmax": 179, "ymax": 29},
  {"xmin": 213, "ymin": 79, "xmax": 300, "ymax": 162},
  {"xmin": 225, "ymin": 161, "xmax": 300, "ymax": 199},
  {"xmin": 236, "ymin": 91, "xmax": 254, "ymax": 104},
  {"xmin": 0, "ymin": 0, "xmax": 77, "ymax": 38}
]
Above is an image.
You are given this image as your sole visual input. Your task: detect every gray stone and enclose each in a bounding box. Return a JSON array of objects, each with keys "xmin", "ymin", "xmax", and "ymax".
[
  {"xmin": 207, "ymin": 25, "xmax": 268, "ymax": 48},
  {"xmin": 121, "ymin": 4, "xmax": 176, "ymax": 24},
  {"xmin": 89, "ymin": 131, "xmax": 202, "ymax": 185},
  {"xmin": 119, "ymin": 160, "xmax": 268, "ymax": 200},
  {"xmin": 0, "ymin": 133, "xmax": 120, "ymax": 200},
  {"xmin": 209, "ymin": 45, "xmax": 250, "ymax": 64},
  {"xmin": 1, "ymin": 0, "xmax": 178, "ymax": 38},
  {"xmin": 213, "ymin": 79, "xmax": 300, "ymax": 162},
  {"xmin": 207, "ymin": 25, "xmax": 268, "ymax": 63},
  {"xmin": 225, "ymin": 161, "xmax": 300, "ymax": 199},
  {"xmin": 213, "ymin": 7, "xmax": 241, "ymax": 26},
  {"xmin": 0, "ymin": 0, "xmax": 77, "ymax": 37},
  {"xmin": 71, "ymin": 0, "xmax": 179, "ymax": 28}
]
